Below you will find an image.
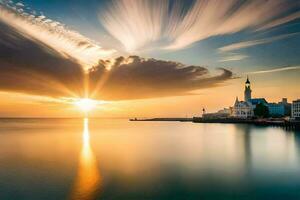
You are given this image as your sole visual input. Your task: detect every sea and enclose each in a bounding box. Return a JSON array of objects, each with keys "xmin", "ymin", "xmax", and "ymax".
[{"xmin": 0, "ymin": 118, "xmax": 300, "ymax": 200}]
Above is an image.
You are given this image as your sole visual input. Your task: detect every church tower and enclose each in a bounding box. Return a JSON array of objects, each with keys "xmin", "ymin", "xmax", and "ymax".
[{"xmin": 244, "ymin": 76, "xmax": 252, "ymax": 102}]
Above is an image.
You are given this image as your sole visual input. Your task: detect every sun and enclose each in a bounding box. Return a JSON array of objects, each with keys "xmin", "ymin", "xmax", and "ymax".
[{"xmin": 74, "ymin": 98, "xmax": 97, "ymax": 112}]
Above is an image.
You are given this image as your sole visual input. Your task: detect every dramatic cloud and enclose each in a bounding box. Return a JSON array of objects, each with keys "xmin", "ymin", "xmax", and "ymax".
[
  {"xmin": 88, "ymin": 56, "xmax": 233, "ymax": 100},
  {"xmin": 100, "ymin": 0, "xmax": 299, "ymax": 52},
  {"xmin": 248, "ymin": 66, "xmax": 300, "ymax": 74},
  {"xmin": 0, "ymin": 20, "xmax": 85, "ymax": 98},
  {"xmin": 0, "ymin": 20, "xmax": 233, "ymax": 100},
  {"xmin": 0, "ymin": 2, "xmax": 115, "ymax": 70},
  {"xmin": 218, "ymin": 32, "xmax": 300, "ymax": 52},
  {"xmin": 0, "ymin": 1, "xmax": 233, "ymax": 101}
]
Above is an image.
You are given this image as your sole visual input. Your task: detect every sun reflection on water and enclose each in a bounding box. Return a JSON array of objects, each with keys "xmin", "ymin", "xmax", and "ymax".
[{"xmin": 69, "ymin": 118, "xmax": 101, "ymax": 200}]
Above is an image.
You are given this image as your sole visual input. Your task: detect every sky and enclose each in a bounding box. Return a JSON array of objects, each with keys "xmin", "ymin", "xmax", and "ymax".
[{"xmin": 0, "ymin": 0, "xmax": 299, "ymax": 117}]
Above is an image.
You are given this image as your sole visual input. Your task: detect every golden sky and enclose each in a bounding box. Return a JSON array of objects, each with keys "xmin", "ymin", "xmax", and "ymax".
[
  {"xmin": 0, "ymin": 0, "xmax": 299, "ymax": 117},
  {"xmin": 0, "ymin": 73, "xmax": 299, "ymax": 118}
]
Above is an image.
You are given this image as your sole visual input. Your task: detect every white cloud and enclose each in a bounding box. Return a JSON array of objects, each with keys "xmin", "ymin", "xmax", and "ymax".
[
  {"xmin": 99, "ymin": 0, "xmax": 297, "ymax": 52},
  {"xmin": 0, "ymin": 2, "xmax": 116, "ymax": 70},
  {"xmin": 99, "ymin": 0, "xmax": 167, "ymax": 53}
]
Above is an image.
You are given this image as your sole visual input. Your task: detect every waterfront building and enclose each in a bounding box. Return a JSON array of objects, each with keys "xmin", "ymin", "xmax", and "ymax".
[
  {"xmin": 232, "ymin": 97, "xmax": 253, "ymax": 118},
  {"xmin": 202, "ymin": 112, "xmax": 229, "ymax": 119},
  {"xmin": 268, "ymin": 103, "xmax": 285, "ymax": 117},
  {"xmin": 281, "ymin": 98, "xmax": 292, "ymax": 116},
  {"xmin": 232, "ymin": 77, "xmax": 254, "ymax": 118},
  {"xmin": 249, "ymin": 98, "xmax": 268, "ymax": 107},
  {"xmin": 218, "ymin": 108, "xmax": 232, "ymax": 115},
  {"xmin": 268, "ymin": 98, "xmax": 291, "ymax": 117},
  {"xmin": 202, "ymin": 108, "xmax": 232, "ymax": 119},
  {"xmin": 228, "ymin": 76, "xmax": 292, "ymax": 119},
  {"xmin": 292, "ymin": 99, "xmax": 300, "ymax": 120}
]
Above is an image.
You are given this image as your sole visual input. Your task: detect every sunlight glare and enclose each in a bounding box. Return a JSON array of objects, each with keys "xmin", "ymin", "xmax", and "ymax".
[
  {"xmin": 69, "ymin": 118, "xmax": 101, "ymax": 200},
  {"xmin": 75, "ymin": 98, "xmax": 97, "ymax": 112}
]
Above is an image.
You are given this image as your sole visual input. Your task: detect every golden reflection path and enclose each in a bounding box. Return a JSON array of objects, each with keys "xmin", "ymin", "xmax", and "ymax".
[{"xmin": 69, "ymin": 118, "xmax": 101, "ymax": 200}]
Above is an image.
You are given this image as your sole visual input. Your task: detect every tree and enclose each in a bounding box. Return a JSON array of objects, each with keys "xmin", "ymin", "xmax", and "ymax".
[{"xmin": 254, "ymin": 103, "xmax": 269, "ymax": 118}]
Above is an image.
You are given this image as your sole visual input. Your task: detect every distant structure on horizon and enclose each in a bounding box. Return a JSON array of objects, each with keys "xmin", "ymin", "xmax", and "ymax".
[
  {"xmin": 232, "ymin": 77, "xmax": 269, "ymax": 118},
  {"xmin": 203, "ymin": 76, "xmax": 293, "ymax": 119}
]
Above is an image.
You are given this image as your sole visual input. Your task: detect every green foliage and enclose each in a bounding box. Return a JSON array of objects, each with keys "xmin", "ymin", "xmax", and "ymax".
[{"xmin": 254, "ymin": 103, "xmax": 269, "ymax": 118}]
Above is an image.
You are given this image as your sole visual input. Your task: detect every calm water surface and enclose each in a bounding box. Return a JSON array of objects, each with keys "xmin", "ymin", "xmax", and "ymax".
[{"xmin": 0, "ymin": 118, "xmax": 300, "ymax": 200}]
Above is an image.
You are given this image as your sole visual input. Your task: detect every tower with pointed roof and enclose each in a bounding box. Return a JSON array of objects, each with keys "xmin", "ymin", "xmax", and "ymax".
[{"xmin": 244, "ymin": 76, "xmax": 252, "ymax": 102}]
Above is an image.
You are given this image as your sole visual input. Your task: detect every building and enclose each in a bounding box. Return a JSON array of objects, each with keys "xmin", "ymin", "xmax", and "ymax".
[
  {"xmin": 267, "ymin": 98, "xmax": 291, "ymax": 117},
  {"xmin": 232, "ymin": 97, "xmax": 253, "ymax": 118},
  {"xmin": 279, "ymin": 98, "xmax": 292, "ymax": 116},
  {"xmin": 279, "ymin": 98, "xmax": 291, "ymax": 116},
  {"xmin": 268, "ymin": 103, "xmax": 285, "ymax": 117},
  {"xmin": 202, "ymin": 112, "xmax": 229, "ymax": 119},
  {"xmin": 292, "ymin": 99, "xmax": 300, "ymax": 120},
  {"xmin": 249, "ymin": 98, "xmax": 268, "ymax": 107},
  {"xmin": 218, "ymin": 108, "xmax": 232, "ymax": 115},
  {"xmin": 223, "ymin": 76, "xmax": 294, "ymax": 119},
  {"xmin": 202, "ymin": 108, "xmax": 232, "ymax": 119},
  {"xmin": 232, "ymin": 77, "xmax": 254, "ymax": 118}
]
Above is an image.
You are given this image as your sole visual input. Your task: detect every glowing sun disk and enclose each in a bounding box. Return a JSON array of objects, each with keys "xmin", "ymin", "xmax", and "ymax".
[{"xmin": 75, "ymin": 98, "xmax": 97, "ymax": 112}]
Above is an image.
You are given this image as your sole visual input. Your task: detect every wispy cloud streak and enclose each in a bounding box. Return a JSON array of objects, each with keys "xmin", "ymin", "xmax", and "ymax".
[
  {"xmin": 219, "ymin": 54, "xmax": 249, "ymax": 62},
  {"xmin": 218, "ymin": 32, "xmax": 300, "ymax": 52},
  {"xmin": 248, "ymin": 66, "xmax": 300, "ymax": 74},
  {"xmin": 0, "ymin": 1, "xmax": 116, "ymax": 70},
  {"xmin": 100, "ymin": 0, "xmax": 167, "ymax": 52},
  {"xmin": 100, "ymin": 0, "xmax": 298, "ymax": 52},
  {"xmin": 256, "ymin": 11, "xmax": 300, "ymax": 31}
]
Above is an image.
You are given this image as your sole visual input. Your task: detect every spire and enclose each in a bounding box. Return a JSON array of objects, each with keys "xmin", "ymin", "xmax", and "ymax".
[
  {"xmin": 245, "ymin": 75, "xmax": 250, "ymax": 84},
  {"xmin": 244, "ymin": 76, "xmax": 252, "ymax": 102}
]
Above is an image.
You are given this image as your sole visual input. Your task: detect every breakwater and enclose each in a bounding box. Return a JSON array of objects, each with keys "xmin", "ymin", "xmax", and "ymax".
[
  {"xmin": 129, "ymin": 118, "xmax": 193, "ymax": 122},
  {"xmin": 194, "ymin": 118, "xmax": 300, "ymax": 130},
  {"xmin": 130, "ymin": 117, "xmax": 300, "ymax": 131}
]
